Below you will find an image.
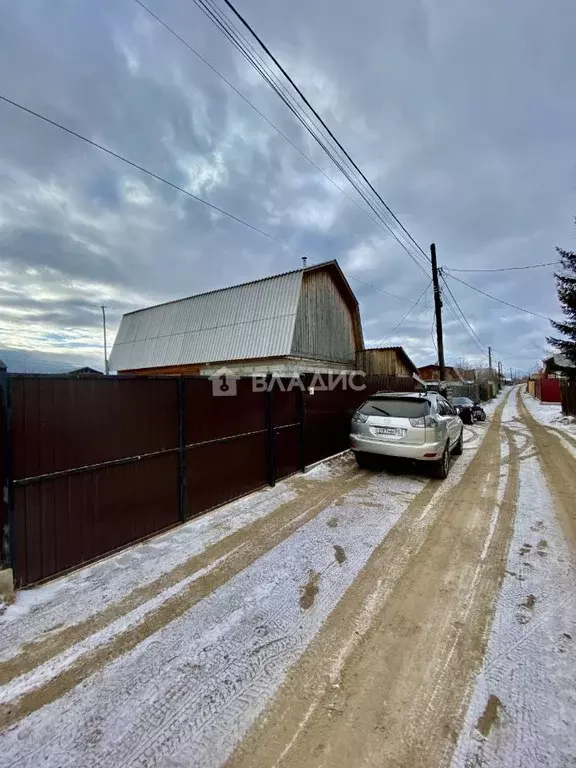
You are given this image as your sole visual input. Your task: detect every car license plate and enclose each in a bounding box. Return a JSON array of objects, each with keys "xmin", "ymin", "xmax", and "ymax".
[{"xmin": 374, "ymin": 427, "xmax": 403, "ymax": 436}]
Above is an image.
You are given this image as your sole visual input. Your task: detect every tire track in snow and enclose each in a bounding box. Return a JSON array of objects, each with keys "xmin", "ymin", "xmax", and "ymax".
[
  {"xmin": 230, "ymin": 392, "xmax": 514, "ymax": 768},
  {"xmin": 0, "ymin": 469, "xmax": 348, "ymax": 682},
  {"xmin": 0, "ymin": 467, "xmax": 370, "ymax": 730},
  {"xmin": 0, "ymin": 473, "xmax": 423, "ymax": 768},
  {"xmin": 452, "ymin": 387, "xmax": 576, "ymax": 768},
  {"xmin": 518, "ymin": 390, "xmax": 576, "ymax": 545}
]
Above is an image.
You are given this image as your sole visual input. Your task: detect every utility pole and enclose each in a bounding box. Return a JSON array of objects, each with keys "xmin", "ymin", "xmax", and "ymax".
[
  {"xmin": 430, "ymin": 243, "xmax": 446, "ymax": 386},
  {"xmin": 101, "ymin": 305, "xmax": 109, "ymax": 375},
  {"xmin": 488, "ymin": 346, "xmax": 493, "ymax": 380},
  {"xmin": 510, "ymin": 367, "xmax": 513, "ymax": 383}
]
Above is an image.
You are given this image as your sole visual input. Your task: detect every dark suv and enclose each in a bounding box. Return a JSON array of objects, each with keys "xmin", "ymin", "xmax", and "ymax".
[{"xmin": 452, "ymin": 397, "xmax": 486, "ymax": 424}]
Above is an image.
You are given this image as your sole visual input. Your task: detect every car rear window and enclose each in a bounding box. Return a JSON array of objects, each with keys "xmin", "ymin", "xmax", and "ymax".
[
  {"xmin": 453, "ymin": 398, "xmax": 473, "ymax": 405},
  {"xmin": 359, "ymin": 398, "xmax": 431, "ymax": 418}
]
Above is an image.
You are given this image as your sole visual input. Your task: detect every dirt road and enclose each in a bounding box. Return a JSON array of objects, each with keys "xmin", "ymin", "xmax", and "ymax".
[
  {"xmin": 230, "ymin": 391, "xmax": 518, "ymax": 768},
  {"xmin": 1, "ymin": 387, "xmax": 574, "ymax": 768}
]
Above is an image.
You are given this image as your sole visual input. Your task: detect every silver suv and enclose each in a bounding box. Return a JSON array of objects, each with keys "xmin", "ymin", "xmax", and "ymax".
[{"xmin": 350, "ymin": 391, "xmax": 464, "ymax": 479}]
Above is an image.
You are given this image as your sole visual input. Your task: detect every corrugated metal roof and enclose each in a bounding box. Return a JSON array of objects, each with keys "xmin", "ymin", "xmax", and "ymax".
[{"xmin": 109, "ymin": 270, "xmax": 304, "ymax": 371}]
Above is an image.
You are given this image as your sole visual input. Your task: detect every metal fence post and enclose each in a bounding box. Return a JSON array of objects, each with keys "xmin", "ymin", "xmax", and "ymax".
[
  {"xmin": 299, "ymin": 374, "xmax": 308, "ymax": 472},
  {"xmin": 0, "ymin": 361, "xmax": 15, "ymax": 582},
  {"xmin": 264, "ymin": 374, "xmax": 276, "ymax": 487},
  {"xmin": 177, "ymin": 377, "xmax": 189, "ymax": 521}
]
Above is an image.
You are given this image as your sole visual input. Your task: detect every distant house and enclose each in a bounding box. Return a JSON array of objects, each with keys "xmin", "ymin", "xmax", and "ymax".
[
  {"xmin": 542, "ymin": 354, "xmax": 576, "ymax": 378},
  {"xmin": 66, "ymin": 366, "xmax": 104, "ymax": 377},
  {"xmin": 356, "ymin": 346, "xmax": 418, "ymax": 379},
  {"xmin": 109, "ymin": 260, "xmax": 364, "ymax": 376},
  {"xmin": 456, "ymin": 368, "xmax": 477, "ymax": 384},
  {"xmin": 417, "ymin": 364, "xmax": 465, "ymax": 382}
]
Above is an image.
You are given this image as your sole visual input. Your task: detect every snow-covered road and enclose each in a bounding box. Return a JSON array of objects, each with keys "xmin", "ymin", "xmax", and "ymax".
[
  {"xmin": 1, "ymin": 386, "xmax": 574, "ymax": 768},
  {"xmin": 452, "ymin": 387, "xmax": 576, "ymax": 768}
]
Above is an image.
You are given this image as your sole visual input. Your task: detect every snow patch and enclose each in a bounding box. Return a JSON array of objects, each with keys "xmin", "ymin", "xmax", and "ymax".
[
  {"xmin": 3, "ymin": 471, "xmax": 420, "ymax": 768},
  {"xmin": 522, "ymin": 392, "xmax": 576, "ymax": 438},
  {"xmin": 452, "ymin": 393, "xmax": 576, "ymax": 768}
]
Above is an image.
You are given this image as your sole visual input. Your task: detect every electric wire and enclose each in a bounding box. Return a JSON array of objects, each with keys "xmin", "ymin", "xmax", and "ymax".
[
  {"xmin": 218, "ymin": 0, "xmax": 430, "ymax": 263},
  {"xmin": 440, "ymin": 273, "xmax": 488, "ymax": 352},
  {"xmin": 133, "ymin": 0, "xmax": 430, "ymax": 278},
  {"xmin": 192, "ymin": 0, "xmax": 431, "ymax": 277},
  {"xmin": 378, "ymin": 280, "xmax": 432, "ymax": 343},
  {"xmin": 445, "ymin": 261, "xmax": 559, "ymax": 273},
  {"xmin": 0, "ymin": 93, "xmax": 417, "ymax": 307},
  {"xmin": 194, "ymin": 0, "xmax": 430, "ymax": 277},
  {"xmin": 445, "ymin": 273, "xmax": 552, "ymax": 322}
]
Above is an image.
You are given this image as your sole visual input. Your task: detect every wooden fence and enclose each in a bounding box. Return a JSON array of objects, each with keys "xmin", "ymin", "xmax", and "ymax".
[
  {"xmin": 561, "ymin": 380, "xmax": 576, "ymax": 416},
  {"xmin": 533, "ymin": 377, "xmax": 562, "ymax": 404},
  {"xmin": 0, "ymin": 371, "xmax": 417, "ymax": 587}
]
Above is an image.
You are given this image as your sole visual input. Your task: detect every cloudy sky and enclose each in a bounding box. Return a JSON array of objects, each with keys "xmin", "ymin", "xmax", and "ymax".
[{"xmin": 1, "ymin": 0, "xmax": 575, "ymax": 374}]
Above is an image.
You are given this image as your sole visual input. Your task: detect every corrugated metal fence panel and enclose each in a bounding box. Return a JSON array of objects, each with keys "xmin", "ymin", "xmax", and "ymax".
[
  {"xmin": 273, "ymin": 386, "xmax": 301, "ymax": 480},
  {"xmin": 10, "ymin": 376, "xmax": 181, "ymax": 586},
  {"xmin": 0, "ymin": 369, "xmax": 8, "ymax": 570},
  {"xmin": 185, "ymin": 377, "xmax": 265, "ymax": 442},
  {"xmin": 305, "ymin": 374, "xmax": 419, "ymax": 466},
  {"xmin": 11, "ymin": 377, "xmax": 179, "ymax": 479},
  {"xmin": 4, "ymin": 372, "xmax": 418, "ymax": 587},
  {"xmin": 184, "ymin": 377, "xmax": 268, "ymax": 518},
  {"xmin": 14, "ymin": 453, "xmax": 179, "ymax": 587},
  {"xmin": 540, "ymin": 378, "xmax": 561, "ymax": 403}
]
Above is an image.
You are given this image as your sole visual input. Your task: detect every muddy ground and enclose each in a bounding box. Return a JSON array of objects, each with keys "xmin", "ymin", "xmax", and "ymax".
[{"xmin": 0, "ymin": 386, "xmax": 574, "ymax": 768}]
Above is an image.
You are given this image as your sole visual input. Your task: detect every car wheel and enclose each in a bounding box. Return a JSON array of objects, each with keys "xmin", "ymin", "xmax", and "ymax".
[
  {"xmin": 433, "ymin": 444, "xmax": 450, "ymax": 479},
  {"xmin": 354, "ymin": 451, "xmax": 374, "ymax": 469},
  {"xmin": 452, "ymin": 428, "xmax": 464, "ymax": 455}
]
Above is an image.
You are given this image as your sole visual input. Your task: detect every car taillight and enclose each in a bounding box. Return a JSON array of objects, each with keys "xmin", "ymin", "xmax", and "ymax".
[
  {"xmin": 352, "ymin": 412, "xmax": 368, "ymax": 424},
  {"xmin": 409, "ymin": 415, "xmax": 438, "ymax": 428}
]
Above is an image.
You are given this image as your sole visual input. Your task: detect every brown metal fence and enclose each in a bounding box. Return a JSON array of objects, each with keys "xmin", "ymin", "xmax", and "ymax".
[
  {"xmin": 0, "ymin": 371, "xmax": 417, "ymax": 587},
  {"xmin": 561, "ymin": 380, "xmax": 576, "ymax": 416}
]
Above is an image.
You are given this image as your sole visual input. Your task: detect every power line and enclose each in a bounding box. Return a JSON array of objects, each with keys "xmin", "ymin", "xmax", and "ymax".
[
  {"xmin": 197, "ymin": 0, "xmax": 431, "ymax": 272},
  {"xmin": 0, "ymin": 95, "xmax": 308, "ymax": 251},
  {"xmin": 430, "ymin": 314, "xmax": 437, "ymax": 355},
  {"xmin": 439, "ymin": 279, "xmax": 539, "ymax": 362},
  {"xmin": 378, "ymin": 280, "xmax": 432, "ymax": 343},
  {"xmin": 445, "ymin": 273, "xmax": 552, "ymax": 322},
  {"xmin": 0, "ymin": 93, "xmax": 417, "ymax": 306},
  {"xmin": 132, "ymin": 0, "xmax": 382, "ymax": 232},
  {"xmin": 194, "ymin": 0, "xmax": 431, "ymax": 279},
  {"xmin": 445, "ymin": 261, "xmax": 559, "ymax": 273},
  {"xmin": 134, "ymin": 0, "xmax": 430, "ymax": 279},
  {"xmin": 440, "ymin": 291, "xmax": 489, "ymax": 358},
  {"xmin": 440, "ymin": 273, "xmax": 488, "ymax": 353}
]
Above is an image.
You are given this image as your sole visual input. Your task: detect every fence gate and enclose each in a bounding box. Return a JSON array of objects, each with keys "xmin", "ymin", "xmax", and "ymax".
[{"xmin": 0, "ymin": 372, "xmax": 417, "ymax": 587}]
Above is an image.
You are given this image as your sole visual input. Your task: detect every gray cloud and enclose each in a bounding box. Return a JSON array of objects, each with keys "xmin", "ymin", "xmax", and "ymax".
[{"xmin": 1, "ymin": 0, "xmax": 574, "ymax": 374}]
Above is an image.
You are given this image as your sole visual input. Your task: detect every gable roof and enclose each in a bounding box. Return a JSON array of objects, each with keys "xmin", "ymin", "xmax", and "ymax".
[
  {"xmin": 362, "ymin": 346, "xmax": 418, "ymax": 375},
  {"xmin": 544, "ymin": 354, "xmax": 575, "ymax": 370},
  {"xmin": 418, "ymin": 364, "xmax": 465, "ymax": 382},
  {"xmin": 109, "ymin": 260, "xmax": 357, "ymax": 372}
]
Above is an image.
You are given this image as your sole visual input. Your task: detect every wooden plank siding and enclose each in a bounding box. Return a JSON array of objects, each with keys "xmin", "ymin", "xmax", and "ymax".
[
  {"xmin": 291, "ymin": 270, "xmax": 359, "ymax": 364},
  {"xmin": 120, "ymin": 364, "xmax": 202, "ymax": 376},
  {"xmin": 356, "ymin": 348, "xmax": 417, "ymax": 378}
]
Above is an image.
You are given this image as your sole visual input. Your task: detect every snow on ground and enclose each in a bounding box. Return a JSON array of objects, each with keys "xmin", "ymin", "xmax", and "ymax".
[
  {"xmin": 2, "ymin": 470, "xmax": 422, "ymax": 768},
  {"xmin": 522, "ymin": 390, "xmax": 576, "ymax": 437},
  {"xmin": 0, "ymin": 396, "xmax": 506, "ymax": 768},
  {"xmin": 0, "ymin": 477, "xmax": 299, "ymax": 654},
  {"xmin": 452, "ymin": 389, "xmax": 576, "ymax": 768}
]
